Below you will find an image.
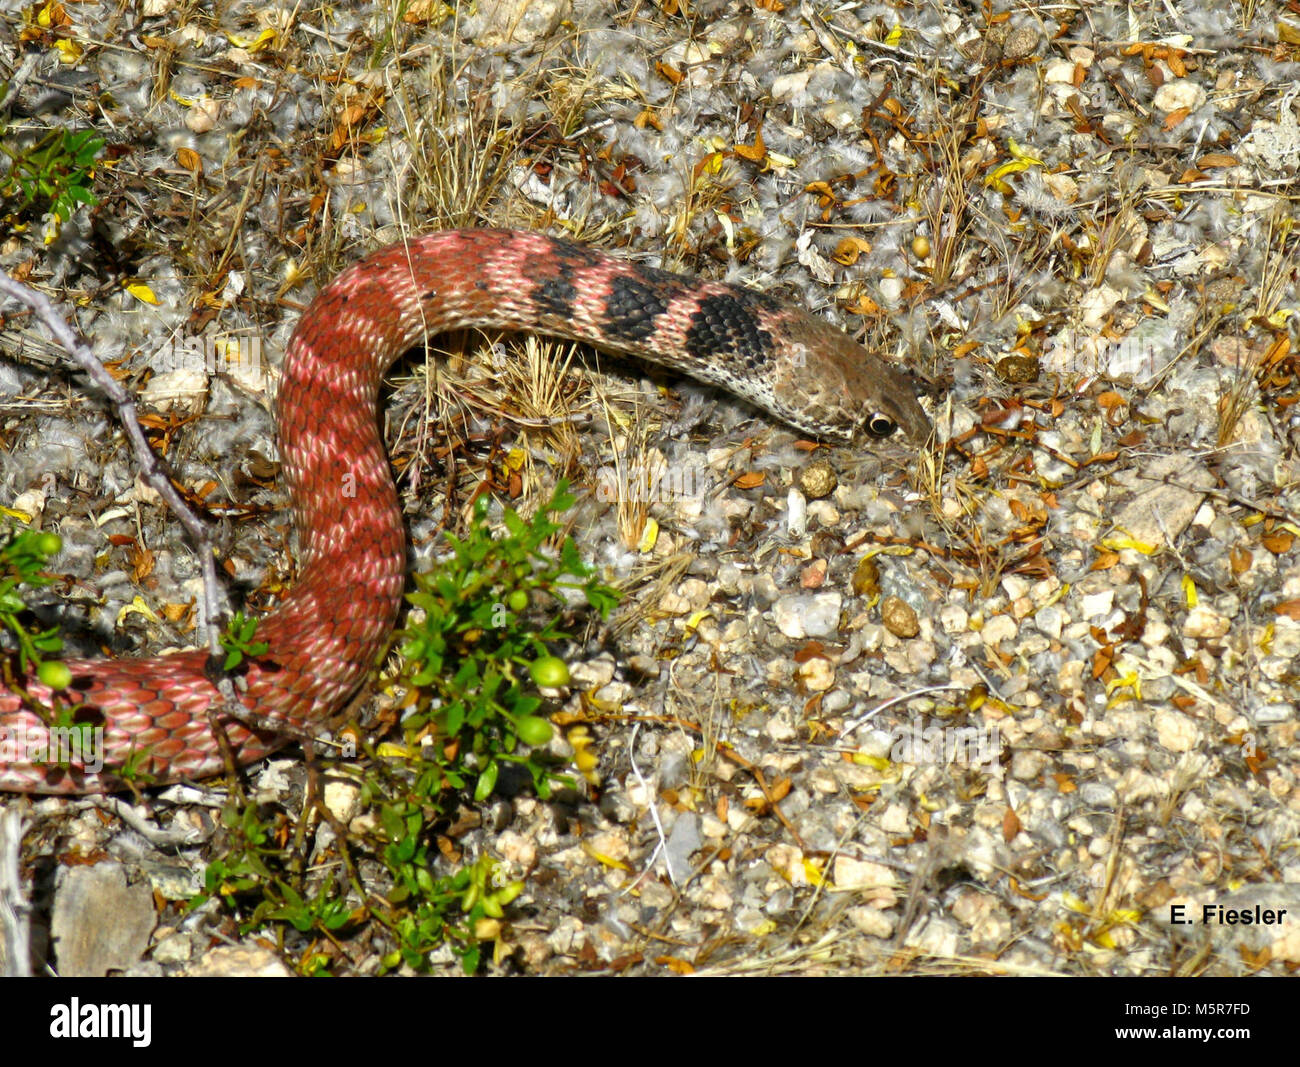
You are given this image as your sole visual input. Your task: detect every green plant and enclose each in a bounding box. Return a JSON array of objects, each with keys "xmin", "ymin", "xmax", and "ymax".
[
  {"xmin": 194, "ymin": 482, "xmax": 619, "ymax": 974},
  {"xmin": 0, "ymin": 527, "xmax": 66, "ymax": 676},
  {"xmin": 1, "ymin": 127, "xmax": 104, "ymax": 229},
  {"xmin": 219, "ymin": 610, "xmax": 269, "ymax": 671},
  {"xmin": 395, "ymin": 480, "xmax": 618, "ymax": 802}
]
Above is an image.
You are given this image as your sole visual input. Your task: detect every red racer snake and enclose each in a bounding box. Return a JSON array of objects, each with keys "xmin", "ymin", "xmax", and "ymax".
[{"xmin": 0, "ymin": 228, "xmax": 929, "ymax": 793}]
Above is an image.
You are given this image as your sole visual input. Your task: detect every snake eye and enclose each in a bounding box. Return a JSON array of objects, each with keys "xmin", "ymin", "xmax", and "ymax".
[{"xmin": 865, "ymin": 413, "xmax": 898, "ymax": 438}]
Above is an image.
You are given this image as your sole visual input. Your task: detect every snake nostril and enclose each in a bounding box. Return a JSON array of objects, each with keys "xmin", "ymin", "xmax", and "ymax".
[{"xmin": 865, "ymin": 413, "xmax": 898, "ymax": 438}]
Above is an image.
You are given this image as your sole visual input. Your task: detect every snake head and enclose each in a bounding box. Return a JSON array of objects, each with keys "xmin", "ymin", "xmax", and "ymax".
[{"xmin": 770, "ymin": 312, "xmax": 931, "ymax": 445}]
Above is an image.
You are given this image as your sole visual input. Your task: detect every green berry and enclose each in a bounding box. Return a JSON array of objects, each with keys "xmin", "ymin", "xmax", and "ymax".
[
  {"xmin": 37, "ymin": 660, "xmax": 72, "ymax": 691},
  {"xmin": 36, "ymin": 532, "xmax": 62, "ymax": 558},
  {"xmin": 506, "ymin": 590, "xmax": 529, "ymax": 613},
  {"xmin": 529, "ymin": 656, "xmax": 570, "ymax": 688},
  {"xmin": 515, "ymin": 715, "xmax": 554, "ymax": 747}
]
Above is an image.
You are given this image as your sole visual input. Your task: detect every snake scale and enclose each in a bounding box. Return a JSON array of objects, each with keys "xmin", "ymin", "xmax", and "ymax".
[{"xmin": 0, "ymin": 228, "xmax": 928, "ymax": 793}]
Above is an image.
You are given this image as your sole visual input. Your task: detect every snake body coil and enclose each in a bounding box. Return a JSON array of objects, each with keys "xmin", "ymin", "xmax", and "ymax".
[{"xmin": 0, "ymin": 229, "xmax": 928, "ymax": 793}]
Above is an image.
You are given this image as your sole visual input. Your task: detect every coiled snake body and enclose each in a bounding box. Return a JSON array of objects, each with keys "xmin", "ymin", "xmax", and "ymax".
[{"xmin": 0, "ymin": 229, "xmax": 928, "ymax": 794}]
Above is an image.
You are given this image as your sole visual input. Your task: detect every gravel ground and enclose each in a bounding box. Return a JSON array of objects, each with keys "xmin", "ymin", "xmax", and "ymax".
[{"xmin": 1, "ymin": 0, "xmax": 1299, "ymax": 976}]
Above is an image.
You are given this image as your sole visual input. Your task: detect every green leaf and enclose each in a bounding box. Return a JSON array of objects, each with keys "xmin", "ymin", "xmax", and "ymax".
[{"xmin": 473, "ymin": 760, "xmax": 498, "ymax": 802}]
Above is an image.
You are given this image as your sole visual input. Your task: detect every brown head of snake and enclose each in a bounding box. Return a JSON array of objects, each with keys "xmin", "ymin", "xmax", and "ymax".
[{"xmin": 0, "ymin": 229, "xmax": 929, "ymax": 793}]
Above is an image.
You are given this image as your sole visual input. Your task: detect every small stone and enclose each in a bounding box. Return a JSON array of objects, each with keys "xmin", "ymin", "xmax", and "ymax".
[
  {"xmin": 184, "ymin": 96, "xmax": 221, "ymax": 134},
  {"xmin": 1155, "ymin": 710, "xmax": 1200, "ymax": 752},
  {"xmin": 497, "ymin": 830, "xmax": 537, "ymax": 872},
  {"xmin": 996, "ymin": 354, "xmax": 1039, "ymax": 383},
  {"xmin": 52, "ymin": 863, "xmax": 157, "ymax": 977},
  {"xmin": 1153, "ymin": 79, "xmax": 1207, "ymax": 114},
  {"xmin": 569, "ymin": 656, "xmax": 616, "ymax": 688},
  {"xmin": 141, "ymin": 368, "xmax": 207, "ymax": 412},
  {"xmin": 879, "ymin": 803, "xmax": 910, "ymax": 834},
  {"xmin": 795, "ymin": 656, "xmax": 835, "ymax": 692},
  {"xmin": 472, "ymin": 0, "xmax": 570, "ymax": 46},
  {"xmin": 150, "ymin": 932, "xmax": 193, "ymax": 965},
  {"xmin": 1080, "ymin": 591, "xmax": 1114, "ymax": 619},
  {"xmin": 1043, "ymin": 172, "xmax": 1079, "ymax": 203},
  {"xmin": 1257, "ymin": 704, "xmax": 1294, "ymax": 724},
  {"xmin": 1003, "ymin": 25, "xmax": 1040, "ymax": 59},
  {"xmin": 1113, "ymin": 455, "xmax": 1214, "ymax": 548},
  {"xmin": 800, "ymin": 557, "xmax": 828, "ymax": 588},
  {"xmin": 832, "ymin": 857, "xmax": 897, "ymax": 902},
  {"xmin": 1044, "ymin": 58, "xmax": 1076, "ymax": 84},
  {"xmin": 185, "ymin": 945, "xmax": 291, "ymax": 977},
  {"xmin": 939, "ymin": 604, "xmax": 968, "ymax": 634},
  {"xmin": 1011, "ymin": 750, "xmax": 1048, "ymax": 781},
  {"xmin": 786, "ymin": 487, "xmax": 807, "ymax": 538},
  {"xmin": 1035, "ymin": 604, "xmax": 1064, "ymax": 639},
  {"xmin": 799, "ymin": 460, "xmax": 838, "ymax": 500},
  {"xmin": 587, "ymin": 831, "xmax": 630, "ymax": 863},
  {"xmin": 771, "ymin": 70, "xmax": 812, "ymax": 101},
  {"xmin": 664, "ymin": 41, "xmax": 710, "ymax": 66},
  {"xmin": 1183, "ymin": 606, "xmax": 1231, "ymax": 639},
  {"xmin": 322, "ymin": 779, "xmax": 362, "ymax": 823},
  {"xmin": 821, "ymin": 101, "xmax": 857, "ymax": 130},
  {"xmin": 981, "ymin": 614, "xmax": 1018, "ymax": 647},
  {"xmin": 881, "ymin": 596, "xmax": 920, "ymax": 638},
  {"xmin": 772, "ymin": 592, "xmax": 843, "ymax": 639},
  {"xmin": 848, "ymin": 906, "xmax": 895, "ymax": 938}
]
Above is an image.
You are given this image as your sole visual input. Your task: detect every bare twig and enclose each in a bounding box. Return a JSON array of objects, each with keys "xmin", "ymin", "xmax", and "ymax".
[{"xmin": 0, "ymin": 271, "xmax": 231, "ymax": 665}]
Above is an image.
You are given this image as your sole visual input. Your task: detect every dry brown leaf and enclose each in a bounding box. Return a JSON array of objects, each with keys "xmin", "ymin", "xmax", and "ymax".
[
  {"xmin": 842, "ymin": 292, "xmax": 880, "ymax": 316},
  {"xmin": 1239, "ymin": 944, "xmax": 1272, "ymax": 970},
  {"xmin": 1092, "ymin": 645, "xmax": 1114, "ymax": 678},
  {"xmin": 1010, "ymin": 877, "xmax": 1048, "ymax": 901},
  {"xmin": 832, "ymin": 236, "xmax": 872, "ymax": 265},
  {"xmin": 1261, "ymin": 529, "xmax": 1295, "ymax": 555},
  {"xmin": 732, "ymin": 127, "xmax": 766, "ymax": 163},
  {"xmin": 655, "ymin": 60, "xmax": 683, "ymax": 85},
  {"xmin": 1002, "ymin": 807, "xmax": 1022, "ymax": 842},
  {"xmin": 1262, "ymin": 334, "xmax": 1291, "ymax": 370},
  {"xmin": 793, "ymin": 641, "xmax": 828, "ymax": 663},
  {"xmin": 1274, "ymin": 599, "xmax": 1300, "ymax": 620},
  {"xmin": 733, "ymin": 471, "xmax": 766, "ymax": 490}
]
